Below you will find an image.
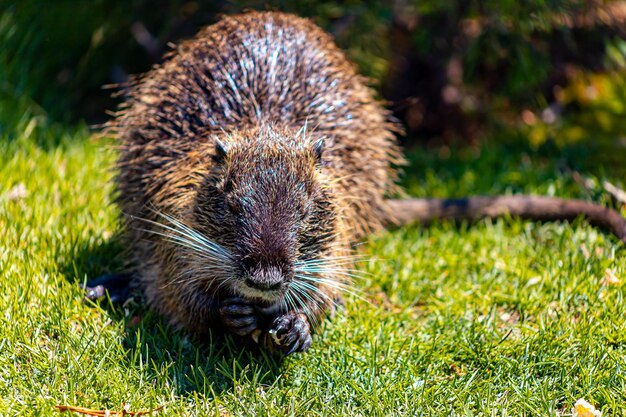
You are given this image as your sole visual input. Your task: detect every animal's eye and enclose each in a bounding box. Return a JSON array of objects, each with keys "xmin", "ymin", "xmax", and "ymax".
[
  {"xmin": 223, "ymin": 179, "xmax": 233, "ymax": 193},
  {"xmin": 227, "ymin": 198, "xmax": 243, "ymax": 215}
]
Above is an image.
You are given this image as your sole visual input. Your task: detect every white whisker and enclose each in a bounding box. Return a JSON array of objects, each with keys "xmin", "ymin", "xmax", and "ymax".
[
  {"xmin": 131, "ymin": 210, "xmax": 237, "ymax": 291},
  {"xmin": 295, "ymin": 273, "xmax": 368, "ymax": 303}
]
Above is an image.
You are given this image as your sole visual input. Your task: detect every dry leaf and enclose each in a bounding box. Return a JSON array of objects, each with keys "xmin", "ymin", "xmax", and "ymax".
[
  {"xmin": 450, "ymin": 363, "xmax": 464, "ymax": 376},
  {"xmin": 602, "ymin": 268, "xmax": 621, "ymax": 286}
]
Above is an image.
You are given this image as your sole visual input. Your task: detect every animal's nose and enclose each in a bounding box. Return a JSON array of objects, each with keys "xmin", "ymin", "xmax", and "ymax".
[
  {"xmin": 244, "ymin": 265, "xmax": 284, "ymax": 291},
  {"xmin": 245, "ymin": 276, "xmax": 282, "ymax": 291}
]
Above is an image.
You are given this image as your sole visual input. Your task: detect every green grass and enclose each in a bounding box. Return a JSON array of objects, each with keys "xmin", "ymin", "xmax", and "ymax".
[
  {"xmin": 2, "ymin": 121, "xmax": 625, "ymax": 416},
  {"xmin": 2, "ymin": 1, "xmax": 626, "ymax": 415}
]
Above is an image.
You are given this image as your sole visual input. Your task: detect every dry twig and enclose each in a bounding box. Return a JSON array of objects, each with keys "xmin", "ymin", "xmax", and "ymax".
[{"xmin": 55, "ymin": 403, "xmax": 164, "ymax": 416}]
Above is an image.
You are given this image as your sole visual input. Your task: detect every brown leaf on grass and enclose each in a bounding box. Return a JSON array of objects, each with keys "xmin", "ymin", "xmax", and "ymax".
[
  {"xmin": 450, "ymin": 363, "xmax": 465, "ymax": 376},
  {"xmin": 603, "ymin": 268, "xmax": 622, "ymax": 286},
  {"xmin": 55, "ymin": 403, "xmax": 165, "ymax": 416}
]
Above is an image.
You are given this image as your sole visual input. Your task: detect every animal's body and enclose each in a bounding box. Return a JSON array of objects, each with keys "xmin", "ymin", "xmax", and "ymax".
[
  {"xmin": 91, "ymin": 11, "xmax": 626, "ymax": 355},
  {"xmin": 107, "ymin": 11, "xmax": 403, "ymax": 353}
]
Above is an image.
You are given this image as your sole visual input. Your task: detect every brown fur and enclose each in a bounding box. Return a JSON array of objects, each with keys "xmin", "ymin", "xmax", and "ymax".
[
  {"xmin": 110, "ymin": 11, "xmax": 403, "ymax": 339},
  {"xmin": 107, "ymin": 11, "xmax": 626, "ymax": 350}
]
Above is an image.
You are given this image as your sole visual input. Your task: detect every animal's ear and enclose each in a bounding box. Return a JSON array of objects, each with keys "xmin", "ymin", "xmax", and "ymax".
[
  {"xmin": 213, "ymin": 139, "xmax": 229, "ymax": 163},
  {"xmin": 312, "ymin": 138, "xmax": 324, "ymax": 164}
]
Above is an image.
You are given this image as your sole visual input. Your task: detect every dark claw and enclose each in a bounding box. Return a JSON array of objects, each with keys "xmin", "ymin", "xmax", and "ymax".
[
  {"xmin": 301, "ymin": 334, "xmax": 313, "ymax": 352},
  {"xmin": 273, "ymin": 320, "xmax": 289, "ymax": 338},
  {"xmin": 281, "ymin": 318, "xmax": 306, "ymax": 346},
  {"xmin": 268, "ymin": 313, "xmax": 311, "ymax": 355},
  {"xmin": 285, "ymin": 340, "xmax": 301, "ymax": 355}
]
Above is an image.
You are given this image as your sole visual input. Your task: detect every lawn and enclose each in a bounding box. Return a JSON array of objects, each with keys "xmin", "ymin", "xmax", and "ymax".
[
  {"xmin": 1, "ymin": 117, "xmax": 625, "ymax": 416},
  {"xmin": 2, "ymin": 2, "xmax": 626, "ymax": 414}
]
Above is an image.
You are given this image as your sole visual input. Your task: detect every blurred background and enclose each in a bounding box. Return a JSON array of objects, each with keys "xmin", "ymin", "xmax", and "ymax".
[{"xmin": 1, "ymin": 0, "xmax": 625, "ymax": 154}]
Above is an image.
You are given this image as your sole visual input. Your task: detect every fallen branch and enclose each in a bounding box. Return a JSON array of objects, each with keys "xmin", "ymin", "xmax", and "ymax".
[{"xmin": 55, "ymin": 403, "xmax": 164, "ymax": 416}]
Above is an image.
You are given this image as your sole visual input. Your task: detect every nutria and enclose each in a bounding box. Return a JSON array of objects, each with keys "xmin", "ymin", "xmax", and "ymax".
[{"xmin": 87, "ymin": 11, "xmax": 626, "ymax": 355}]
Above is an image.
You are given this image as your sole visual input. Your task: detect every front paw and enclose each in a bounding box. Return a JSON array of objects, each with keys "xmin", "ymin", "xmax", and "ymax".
[
  {"xmin": 265, "ymin": 312, "xmax": 312, "ymax": 355},
  {"xmin": 219, "ymin": 297, "xmax": 258, "ymax": 336}
]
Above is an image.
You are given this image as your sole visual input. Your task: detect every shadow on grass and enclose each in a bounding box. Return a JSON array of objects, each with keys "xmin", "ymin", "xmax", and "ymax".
[{"xmin": 59, "ymin": 233, "xmax": 284, "ymax": 397}]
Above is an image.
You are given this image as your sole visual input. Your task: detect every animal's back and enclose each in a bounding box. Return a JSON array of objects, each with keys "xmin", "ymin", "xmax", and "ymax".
[{"xmin": 114, "ymin": 11, "xmax": 403, "ymax": 240}]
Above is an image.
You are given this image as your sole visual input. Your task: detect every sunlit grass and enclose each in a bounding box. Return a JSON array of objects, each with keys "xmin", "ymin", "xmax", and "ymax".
[{"xmin": 2, "ymin": 122, "xmax": 625, "ymax": 416}]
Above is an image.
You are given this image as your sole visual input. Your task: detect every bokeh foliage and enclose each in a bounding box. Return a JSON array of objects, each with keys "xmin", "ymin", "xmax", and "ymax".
[{"xmin": 1, "ymin": 0, "xmax": 625, "ymax": 146}]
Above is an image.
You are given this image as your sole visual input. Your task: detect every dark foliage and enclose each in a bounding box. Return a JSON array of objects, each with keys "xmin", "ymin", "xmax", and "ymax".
[{"xmin": 1, "ymin": 0, "xmax": 625, "ymax": 144}]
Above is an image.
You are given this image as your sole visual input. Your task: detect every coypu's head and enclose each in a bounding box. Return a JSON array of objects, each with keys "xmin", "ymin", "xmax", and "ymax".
[{"xmin": 191, "ymin": 125, "xmax": 338, "ymax": 307}]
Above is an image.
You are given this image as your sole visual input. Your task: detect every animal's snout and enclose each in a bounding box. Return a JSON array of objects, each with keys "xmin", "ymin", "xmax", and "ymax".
[
  {"xmin": 244, "ymin": 265, "xmax": 285, "ymax": 291},
  {"xmin": 241, "ymin": 257, "xmax": 293, "ymax": 292},
  {"xmin": 245, "ymin": 276, "xmax": 282, "ymax": 291}
]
